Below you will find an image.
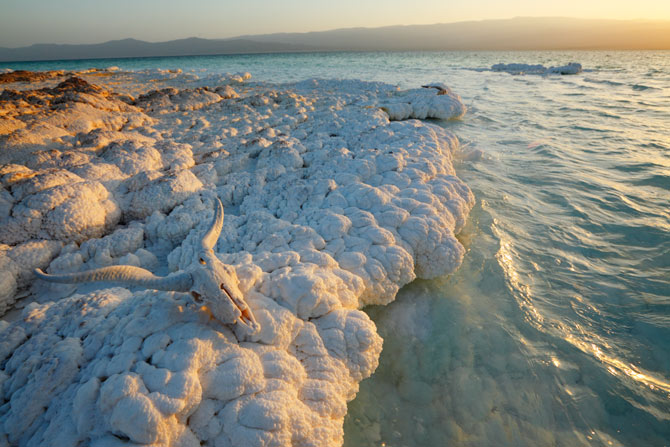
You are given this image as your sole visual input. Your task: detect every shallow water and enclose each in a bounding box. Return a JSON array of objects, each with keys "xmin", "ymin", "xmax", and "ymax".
[
  {"xmin": 6, "ymin": 51, "xmax": 669, "ymax": 445},
  {"xmin": 345, "ymin": 52, "xmax": 670, "ymax": 446}
]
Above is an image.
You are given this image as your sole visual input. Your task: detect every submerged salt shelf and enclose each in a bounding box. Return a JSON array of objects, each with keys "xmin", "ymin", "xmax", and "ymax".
[{"xmin": 0, "ymin": 70, "xmax": 472, "ymax": 446}]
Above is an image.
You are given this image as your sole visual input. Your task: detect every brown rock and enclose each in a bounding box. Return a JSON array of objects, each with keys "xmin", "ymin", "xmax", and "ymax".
[{"xmin": 0, "ymin": 70, "xmax": 65, "ymax": 84}]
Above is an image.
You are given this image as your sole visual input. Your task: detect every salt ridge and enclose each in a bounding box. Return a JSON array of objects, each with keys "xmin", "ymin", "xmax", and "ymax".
[{"xmin": 0, "ymin": 71, "xmax": 473, "ymax": 446}]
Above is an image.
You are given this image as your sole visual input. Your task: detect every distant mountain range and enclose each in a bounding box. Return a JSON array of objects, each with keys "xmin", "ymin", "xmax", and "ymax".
[
  {"xmin": 1, "ymin": 17, "xmax": 669, "ymax": 62},
  {"xmin": 0, "ymin": 38, "xmax": 316, "ymax": 62}
]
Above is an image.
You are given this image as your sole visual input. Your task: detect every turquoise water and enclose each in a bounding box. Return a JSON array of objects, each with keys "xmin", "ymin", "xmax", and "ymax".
[{"xmin": 6, "ymin": 51, "xmax": 669, "ymax": 445}]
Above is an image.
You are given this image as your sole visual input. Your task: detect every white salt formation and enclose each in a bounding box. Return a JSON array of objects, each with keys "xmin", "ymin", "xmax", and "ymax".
[
  {"xmin": 0, "ymin": 71, "xmax": 473, "ymax": 446},
  {"xmin": 379, "ymin": 84, "xmax": 466, "ymax": 120},
  {"xmin": 491, "ymin": 62, "xmax": 583, "ymax": 75}
]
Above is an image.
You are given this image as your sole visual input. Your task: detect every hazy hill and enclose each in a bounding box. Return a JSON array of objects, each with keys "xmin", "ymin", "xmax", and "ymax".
[
  {"xmin": 241, "ymin": 17, "xmax": 670, "ymax": 51},
  {"xmin": 0, "ymin": 37, "xmax": 316, "ymax": 62},
  {"xmin": 1, "ymin": 17, "xmax": 669, "ymax": 62}
]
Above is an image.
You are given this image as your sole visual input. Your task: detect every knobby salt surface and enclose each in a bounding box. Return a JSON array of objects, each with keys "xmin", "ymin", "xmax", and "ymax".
[{"xmin": 0, "ymin": 70, "xmax": 473, "ymax": 447}]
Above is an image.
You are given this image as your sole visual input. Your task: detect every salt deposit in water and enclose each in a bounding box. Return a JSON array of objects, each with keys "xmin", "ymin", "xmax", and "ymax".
[{"xmin": 491, "ymin": 62, "xmax": 582, "ymax": 75}]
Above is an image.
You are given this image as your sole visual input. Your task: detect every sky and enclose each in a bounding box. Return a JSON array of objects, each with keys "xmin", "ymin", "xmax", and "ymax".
[{"xmin": 1, "ymin": 0, "xmax": 669, "ymax": 47}]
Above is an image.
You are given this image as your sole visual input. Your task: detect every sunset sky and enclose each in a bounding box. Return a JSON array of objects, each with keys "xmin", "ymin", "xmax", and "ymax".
[{"xmin": 1, "ymin": 0, "xmax": 669, "ymax": 47}]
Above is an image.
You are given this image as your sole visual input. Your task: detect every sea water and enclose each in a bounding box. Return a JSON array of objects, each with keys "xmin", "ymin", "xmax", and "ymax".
[{"xmin": 4, "ymin": 51, "xmax": 669, "ymax": 446}]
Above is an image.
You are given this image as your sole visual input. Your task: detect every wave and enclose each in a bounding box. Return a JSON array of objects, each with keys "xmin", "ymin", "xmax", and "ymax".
[
  {"xmin": 583, "ymin": 77, "xmax": 661, "ymax": 92},
  {"xmin": 583, "ymin": 77, "xmax": 625, "ymax": 86},
  {"xmin": 631, "ymin": 84, "xmax": 659, "ymax": 91},
  {"xmin": 632, "ymin": 174, "xmax": 670, "ymax": 189}
]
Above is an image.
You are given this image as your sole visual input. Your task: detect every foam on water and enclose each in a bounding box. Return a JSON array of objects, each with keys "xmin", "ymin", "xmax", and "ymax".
[{"xmin": 3, "ymin": 51, "xmax": 670, "ymax": 445}]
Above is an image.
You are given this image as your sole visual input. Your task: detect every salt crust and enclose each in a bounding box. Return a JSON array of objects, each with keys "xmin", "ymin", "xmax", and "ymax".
[
  {"xmin": 0, "ymin": 71, "xmax": 473, "ymax": 446},
  {"xmin": 491, "ymin": 62, "xmax": 583, "ymax": 75}
]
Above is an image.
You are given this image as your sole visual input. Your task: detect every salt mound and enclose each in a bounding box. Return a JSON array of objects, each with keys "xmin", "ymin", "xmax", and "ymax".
[
  {"xmin": 492, "ymin": 62, "xmax": 582, "ymax": 75},
  {"xmin": 546, "ymin": 63, "xmax": 583, "ymax": 75},
  {"xmin": 0, "ymin": 72, "xmax": 474, "ymax": 446}
]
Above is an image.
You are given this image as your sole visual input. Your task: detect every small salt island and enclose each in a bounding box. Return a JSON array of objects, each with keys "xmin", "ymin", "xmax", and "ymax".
[
  {"xmin": 0, "ymin": 69, "xmax": 472, "ymax": 446},
  {"xmin": 491, "ymin": 62, "xmax": 583, "ymax": 75}
]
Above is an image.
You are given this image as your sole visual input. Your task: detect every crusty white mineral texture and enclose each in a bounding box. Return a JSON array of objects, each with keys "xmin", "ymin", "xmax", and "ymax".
[{"xmin": 0, "ymin": 70, "xmax": 473, "ymax": 447}]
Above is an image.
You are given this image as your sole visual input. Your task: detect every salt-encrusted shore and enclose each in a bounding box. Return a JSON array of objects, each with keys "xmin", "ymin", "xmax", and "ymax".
[{"xmin": 0, "ymin": 69, "xmax": 473, "ymax": 446}]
